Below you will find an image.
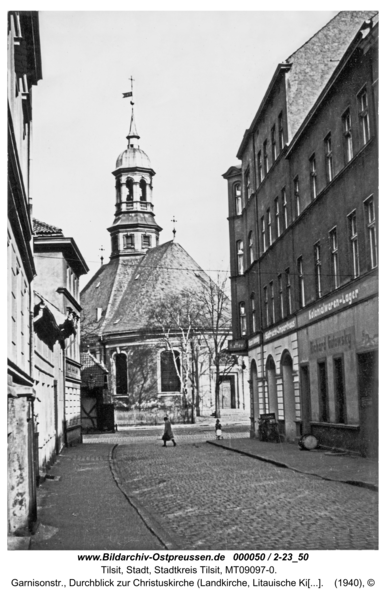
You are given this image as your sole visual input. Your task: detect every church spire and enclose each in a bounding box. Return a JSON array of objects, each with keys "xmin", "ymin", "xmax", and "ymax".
[{"xmin": 127, "ymin": 106, "xmax": 140, "ymax": 143}]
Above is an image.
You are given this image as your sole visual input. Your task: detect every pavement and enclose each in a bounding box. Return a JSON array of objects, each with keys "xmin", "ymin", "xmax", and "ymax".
[
  {"xmin": 10, "ymin": 423, "xmax": 377, "ymax": 551},
  {"xmin": 207, "ymin": 437, "xmax": 378, "ymax": 491}
]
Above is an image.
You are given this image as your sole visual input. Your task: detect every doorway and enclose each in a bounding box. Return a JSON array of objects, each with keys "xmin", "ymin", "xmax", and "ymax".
[{"xmin": 358, "ymin": 351, "xmax": 378, "ymax": 458}]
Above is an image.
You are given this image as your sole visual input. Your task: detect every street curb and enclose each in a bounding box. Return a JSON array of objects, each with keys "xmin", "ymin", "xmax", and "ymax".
[
  {"xmin": 206, "ymin": 441, "xmax": 378, "ymax": 492},
  {"xmin": 109, "ymin": 445, "xmax": 182, "ymax": 550}
]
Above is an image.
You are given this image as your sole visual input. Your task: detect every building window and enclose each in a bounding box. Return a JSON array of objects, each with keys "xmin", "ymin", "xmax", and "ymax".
[
  {"xmin": 270, "ymin": 280, "xmax": 275, "ymax": 324},
  {"xmin": 140, "ymin": 179, "xmax": 147, "ymax": 205},
  {"xmin": 334, "ymin": 356, "xmax": 346, "ymax": 424},
  {"xmin": 310, "ymin": 153, "xmax": 317, "ymax": 200},
  {"xmin": 348, "ymin": 211, "xmax": 360, "ymax": 278},
  {"xmin": 282, "ymin": 188, "xmax": 288, "ymax": 230},
  {"xmin": 124, "ymin": 234, "xmax": 135, "ymax": 249},
  {"xmin": 257, "ymin": 151, "xmax": 263, "ymax": 183},
  {"xmin": 274, "ymin": 197, "xmax": 280, "ymax": 238},
  {"xmin": 142, "ymin": 234, "xmax": 151, "ymax": 249},
  {"xmin": 314, "ymin": 242, "xmax": 322, "ymax": 299},
  {"xmin": 325, "ymin": 133, "xmax": 333, "ymax": 183},
  {"xmin": 294, "ymin": 176, "xmax": 300, "ymax": 217},
  {"xmin": 239, "ymin": 302, "xmax": 247, "ymax": 336},
  {"xmin": 115, "ymin": 353, "xmax": 128, "ymax": 395},
  {"xmin": 318, "ymin": 361, "xmax": 329, "ymax": 422},
  {"xmin": 278, "ymin": 112, "xmax": 284, "ymax": 151},
  {"xmin": 261, "ymin": 217, "xmax": 266, "ymax": 253},
  {"xmin": 278, "ymin": 274, "xmax": 284, "ymax": 319},
  {"xmin": 251, "ymin": 293, "xmax": 256, "ymax": 332},
  {"xmin": 126, "ymin": 178, "xmax": 134, "ymax": 203},
  {"xmin": 342, "ymin": 109, "xmax": 353, "ymax": 163},
  {"xmin": 285, "ymin": 268, "xmax": 292, "ymax": 315},
  {"xmin": 358, "ymin": 87, "xmax": 370, "ymax": 146},
  {"xmin": 235, "ymin": 183, "xmax": 242, "ymax": 215},
  {"xmin": 236, "ymin": 240, "xmax": 244, "ymax": 275},
  {"xmin": 329, "ymin": 227, "xmax": 339, "ymax": 289},
  {"xmin": 161, "ymin": 350, "xmax": 181, "ymax": 392},
  {"xmin": 248, "ymin": 231, "xmax": 254, "ymax": 265},
  {"xmin": 263, "ymin": 140, "xmax": 269, "ymax": 175},
  {"xmin": 297, "ymin": 256, "xmax": 305, "ymax": 308},
  {"xmin": 267, "ymin": 209, "xmax": 272, "ymax": 246},
  {"xmin": 364, "ymin": 196, "xmax": 377, "ymax": 268},
  {"xmin": 263, "ymin": 286, "xmax": 269, "ymax": 327},
  {"xmin": 245, "ymin": 169, "xmax": 252, "ymax": 201},
  {"xmin": 271, "ymin": 125, "xmax": 277, "ymax": 162}
]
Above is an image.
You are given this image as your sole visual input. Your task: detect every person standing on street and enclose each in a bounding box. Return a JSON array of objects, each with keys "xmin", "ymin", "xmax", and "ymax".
[{"xmin": 162, "ymin": 416, "xmax": 176, "ymax": 447}]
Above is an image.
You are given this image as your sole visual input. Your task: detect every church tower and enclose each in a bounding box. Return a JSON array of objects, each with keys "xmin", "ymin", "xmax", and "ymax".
[{"xmin": 108, "ymin": 101, "xmax": 162, "ymax": 258}]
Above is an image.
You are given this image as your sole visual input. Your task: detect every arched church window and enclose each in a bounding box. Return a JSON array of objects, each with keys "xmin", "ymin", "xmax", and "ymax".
[
  {"xmin": 124, "ymin": 234, "xmax": 135, "ymax": 249},
  {"xmin": 126, "ymin": 178, "xmax": 134, "ymax": 204},
  {"xmin": 142, "ymin": 234, "xmax": 151, "ymax": 249},
  {"xmin": 161, "ymin": 350, "xmax": 180, "ymax": 392},
  {"xmin": 140, "ymin": 179, "xmax": 147, "ymax": 205},
  {"xmin": 115, "ymin": 353, "xmax": 128, "ymax": 395}
]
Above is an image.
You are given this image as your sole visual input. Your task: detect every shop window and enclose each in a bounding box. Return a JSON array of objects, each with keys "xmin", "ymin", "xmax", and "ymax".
[
  {"xmin": 318, "ymin": 361, "xmax": 329, "ymax": 422},
  {"xmin": 161, "ymin": 350, "xmax": 181, "ymax": 392},
  {"xmin": 115, "ymin": 353, "xmax": 128, "ymax": 395},
  {"xmin": 334, "ymin": 357, "xmax": 346, "ymax": 424}
]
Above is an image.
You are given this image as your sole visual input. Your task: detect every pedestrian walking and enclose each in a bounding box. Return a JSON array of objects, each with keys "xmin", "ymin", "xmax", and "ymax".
[
  {"xmin": 162, "ymin": 416, "xmax": 176, "ymax": 447},
  {"xmin": 215, "ymin": 419, "xmax": 223, "ymax": 440}
]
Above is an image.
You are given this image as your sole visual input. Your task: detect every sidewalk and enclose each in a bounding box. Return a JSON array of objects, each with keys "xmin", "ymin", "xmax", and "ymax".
[
  {"xmin": 207, "ymin": 437, "xmax": 378, "ymax": 491},
  {"xmin": 26, "ymin": 443, "xmax": 167, "ymax": 551}
]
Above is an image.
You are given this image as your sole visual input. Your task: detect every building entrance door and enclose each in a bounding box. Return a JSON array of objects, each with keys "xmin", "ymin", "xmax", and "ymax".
[
  {"xmin": 219, "ymin": 376, "xmax": 236, "ymax": 409},
  {"xmin": 281, "ymin": 351, "xmax": 296, "ymax": 441},
  {"xmin": 358, "ymin": 351, "xmax": 378, "ymax": 458},
  {"xmin": 300, "ymin": 365, "xmax": 311, "ymax": 435}
]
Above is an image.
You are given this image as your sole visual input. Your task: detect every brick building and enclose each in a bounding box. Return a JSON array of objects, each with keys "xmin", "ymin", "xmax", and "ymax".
[{"xmin": 224, "ymin": 11, "xmax": 378, "ymax": 455}]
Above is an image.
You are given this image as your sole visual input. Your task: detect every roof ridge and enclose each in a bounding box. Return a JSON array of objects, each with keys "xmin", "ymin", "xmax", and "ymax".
[{"xmin": 33, "ymin": 216, "xmax": 63, "ymax": 235}]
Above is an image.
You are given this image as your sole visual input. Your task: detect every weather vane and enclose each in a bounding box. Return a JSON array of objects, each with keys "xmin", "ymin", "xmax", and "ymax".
[{"xmin": 123, "ymin": 76, "xmax": 135, "ymax": 104}]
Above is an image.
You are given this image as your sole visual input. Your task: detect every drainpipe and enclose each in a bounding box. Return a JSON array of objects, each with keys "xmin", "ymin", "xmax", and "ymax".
[{"xmin": 251, "ymin": 131, "xmax": 267, "ymax": 423}]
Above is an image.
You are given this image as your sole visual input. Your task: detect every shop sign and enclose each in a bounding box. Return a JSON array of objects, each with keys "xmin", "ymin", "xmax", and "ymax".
[
  {"xmin": 309, "ymin": 327, "xmax": 354, "ymax": 357},
  {"xmin": 228, "ymin": 339, "xmax": 248, "ymax": 352},
  {"xmin": 248, "ymin": 333, "xmax": 261, "ymax": 348},
  {"xmin": 264, "ymin": 318, "xmax": 296, "ymax": 342},
  {"xmin": 307, "ymin": 288, "xmax": 359, "ymax": 322},
  {"xmin": 66, "ymin": 361, "xmax": 81, "ymax": 380}
]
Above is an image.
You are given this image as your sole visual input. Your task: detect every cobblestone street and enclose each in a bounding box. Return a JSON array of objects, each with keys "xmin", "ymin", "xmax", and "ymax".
[{"xmin": 110, "ymin": 426, "xmax": 378, "ymax": 551}]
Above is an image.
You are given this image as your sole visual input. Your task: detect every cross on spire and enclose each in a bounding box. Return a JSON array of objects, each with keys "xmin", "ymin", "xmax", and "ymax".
[
  {"xmin": 99, "ymin": 245, "xmax": 105, "ymax": 265},
  {"xmin": 171, "ymin": 216, "xmax": 177, "ymax": 240}
]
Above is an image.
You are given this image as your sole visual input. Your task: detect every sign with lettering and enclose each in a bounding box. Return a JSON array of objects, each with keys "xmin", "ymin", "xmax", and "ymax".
[
  {"xmin": 307, "ymin": 289, "xmax": 359, "ymax": 322},
  {"xmin": 264, "ymin": 318, "xmax": 296, "ymax": 342},
  {"xmin": 309, "ymin": 327, "xmax": 354, "ymax": 358},
  {"xmin": 228, "ymin": 339, "xmax": 248, "ymax": 352},
  {"xmin": 66, "ymin": 361, "xmax": 81, "ymax": 380}
]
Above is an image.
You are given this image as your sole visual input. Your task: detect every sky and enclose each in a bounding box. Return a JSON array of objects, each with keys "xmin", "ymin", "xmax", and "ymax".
[{"xmin": 32, "ymin": 11, "xmax": 339, "ymax": 287}]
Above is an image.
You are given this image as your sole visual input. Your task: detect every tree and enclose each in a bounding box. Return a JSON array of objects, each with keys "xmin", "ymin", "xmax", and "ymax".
[
  {"xmin": 192, "ymin": 273, "xmax": 234, "ymax": 418},
  {"xmin": 146, "ymin": 289, "xmax": 203, "ymax": 423}
]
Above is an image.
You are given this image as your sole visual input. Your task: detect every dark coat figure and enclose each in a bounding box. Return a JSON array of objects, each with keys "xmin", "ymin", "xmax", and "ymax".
[{"xmin": 162, "ymin": 417, "xmax": 176, "ymax": 447}]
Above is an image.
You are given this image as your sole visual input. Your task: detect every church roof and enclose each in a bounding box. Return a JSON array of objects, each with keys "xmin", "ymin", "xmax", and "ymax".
[
  {"xmin": 80, "ymin": 240, "xmax": 214, "ymax": 345},
  {"xmin": 115, "ymin": 146, "xmax": 152, "ymax": 171}
]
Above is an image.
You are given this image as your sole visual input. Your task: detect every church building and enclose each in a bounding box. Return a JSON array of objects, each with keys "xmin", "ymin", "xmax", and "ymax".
[{"xmin": 80, "ymin": 103, "xmax": 250, "ymax": 426}]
